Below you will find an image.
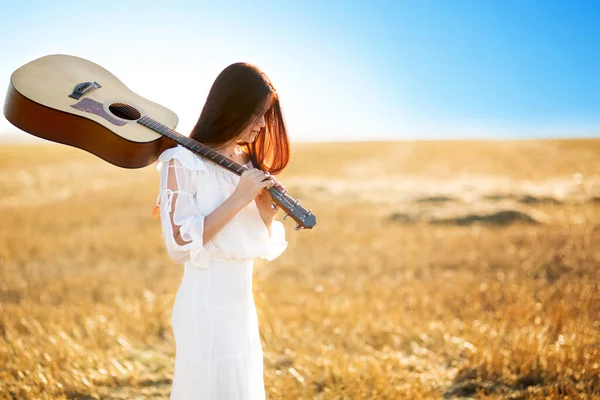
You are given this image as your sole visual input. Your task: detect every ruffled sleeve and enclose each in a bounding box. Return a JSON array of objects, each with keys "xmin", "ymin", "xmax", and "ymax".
[
  {"xmin": 156, "ymin": 146, "xmax": 212, "ymax": 268},
  {"xmin": 259, "ymin": 219, "xmax": 288, "ymax": 261}
]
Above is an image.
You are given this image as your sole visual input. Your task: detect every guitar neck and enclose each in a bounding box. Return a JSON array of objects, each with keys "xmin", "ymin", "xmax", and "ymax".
[
  {"xmin": 138, "ymin": 115, "xmax": 316, "ymax": 230},
  {"xmin": 137, "ymin": 116, "xmax": 247, "ymax": 175}
]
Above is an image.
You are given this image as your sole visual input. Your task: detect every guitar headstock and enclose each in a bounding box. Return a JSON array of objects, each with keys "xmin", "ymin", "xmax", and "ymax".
[{"xmin": 268, "ymin": 186, "xmax": 316, "ymax": 230}]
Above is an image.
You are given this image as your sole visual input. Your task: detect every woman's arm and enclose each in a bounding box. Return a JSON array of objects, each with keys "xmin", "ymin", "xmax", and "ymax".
[
  {"xmin": 255, "ymin": 188, "xmax": 277, "ymax": 235},
  {"xmin": 167, "ymin": 160, "xmax": 274, "ymax": 246}
]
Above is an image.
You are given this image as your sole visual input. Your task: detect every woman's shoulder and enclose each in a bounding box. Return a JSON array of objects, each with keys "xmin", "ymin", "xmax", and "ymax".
[{"xmin": 157, "ymin": 145, "xmax": 209, "ymax": 171}]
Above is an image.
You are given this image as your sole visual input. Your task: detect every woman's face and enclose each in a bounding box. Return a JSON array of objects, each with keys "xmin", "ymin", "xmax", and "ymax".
[{"xmin": 238, "ymin": 112, "xmax": 266, "ymax": 144}]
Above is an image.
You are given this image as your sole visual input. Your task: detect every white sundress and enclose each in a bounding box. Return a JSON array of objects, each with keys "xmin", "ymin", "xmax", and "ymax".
[{"xmin": 156, "ymin": 145, "xmax": 288, "ymax": 400}]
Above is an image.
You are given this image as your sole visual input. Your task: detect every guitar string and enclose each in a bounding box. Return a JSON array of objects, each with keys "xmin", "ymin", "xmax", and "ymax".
[{"xmin": 112, "ymin": 104, "xmax": 311, "ymax": 224}]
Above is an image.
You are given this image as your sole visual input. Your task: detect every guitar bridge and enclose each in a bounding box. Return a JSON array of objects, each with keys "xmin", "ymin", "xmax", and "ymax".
[{"xmin": 69, "ymin": 81, "xmax": 101, "ymax": 100}]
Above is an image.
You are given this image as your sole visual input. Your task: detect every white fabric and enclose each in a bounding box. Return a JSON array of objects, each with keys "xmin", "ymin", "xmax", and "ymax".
[{"xmin": 156, "ymin": 145, "xmax": 288, "ymax": 399}]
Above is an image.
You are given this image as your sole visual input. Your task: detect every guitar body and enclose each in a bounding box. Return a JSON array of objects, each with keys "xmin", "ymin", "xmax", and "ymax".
[{"xmin": 4, "ymin": 54, "xmax": 177, "ymax": 168}]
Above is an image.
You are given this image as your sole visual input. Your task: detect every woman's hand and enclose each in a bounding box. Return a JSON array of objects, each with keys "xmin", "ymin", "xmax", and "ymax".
[
  {"xmin": 255, "ymin": 188, "xmax": 277, "ymax": 231},
  {"xmin": 231, "ymin": 168, "xmax": 274, "ymax": 207}
]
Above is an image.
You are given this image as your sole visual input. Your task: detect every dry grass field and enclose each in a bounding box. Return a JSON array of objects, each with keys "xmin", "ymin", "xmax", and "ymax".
[{"xmin": 1, "ymin": 139, "xmax": 599, "ymax": 399}]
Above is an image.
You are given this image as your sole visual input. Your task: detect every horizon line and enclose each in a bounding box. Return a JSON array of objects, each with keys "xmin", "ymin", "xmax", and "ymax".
[{"xmin": 1, "ymin": 131, "xmax": 599, "ymax": 145}]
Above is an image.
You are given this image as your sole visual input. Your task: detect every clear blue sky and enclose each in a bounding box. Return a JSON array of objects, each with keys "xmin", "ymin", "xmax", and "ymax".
[{"xmin": 1, "ymin": 0, "xmax": 599, "ymax": 141}]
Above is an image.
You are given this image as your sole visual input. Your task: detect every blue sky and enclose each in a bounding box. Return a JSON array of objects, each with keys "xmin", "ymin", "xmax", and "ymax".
[{"xmin": 1, "ymin": 0, "xmax": 599, "ymax": 141}]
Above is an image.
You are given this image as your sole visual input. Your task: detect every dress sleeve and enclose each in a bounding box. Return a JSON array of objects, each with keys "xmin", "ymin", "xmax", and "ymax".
[
  {"xmin": 260, "ymin": 219, "xmax": 288, "ymax": 261},
  {"xmin": 157, "ymin": 148, "xmax": 212, "ymax": 267}
]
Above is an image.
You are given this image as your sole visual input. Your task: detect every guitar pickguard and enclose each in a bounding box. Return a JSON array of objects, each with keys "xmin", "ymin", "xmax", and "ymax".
[{"xmin": 70, "ymin": 98, "xmax": 127, "ymax": 126}]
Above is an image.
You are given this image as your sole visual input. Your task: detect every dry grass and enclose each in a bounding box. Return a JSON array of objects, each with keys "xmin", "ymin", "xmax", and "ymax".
[{"xmin": 0, "ymin": 139, "xmax": 599, "ymax": 399}]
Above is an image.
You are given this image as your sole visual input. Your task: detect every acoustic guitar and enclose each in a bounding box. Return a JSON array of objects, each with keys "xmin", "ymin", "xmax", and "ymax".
[{"xmin": 3, "ymin": 54, "xmax": 315, "ymax": 230}]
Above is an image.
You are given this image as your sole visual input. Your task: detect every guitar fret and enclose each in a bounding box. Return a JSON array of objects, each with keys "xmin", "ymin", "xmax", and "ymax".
[
  {"xmin": 135, "ymin": 115, "xmax": 317, "ymax": 230},
  {"xmin": 138, "ymin": 115, "xmax": 245, "ymax": 175}
]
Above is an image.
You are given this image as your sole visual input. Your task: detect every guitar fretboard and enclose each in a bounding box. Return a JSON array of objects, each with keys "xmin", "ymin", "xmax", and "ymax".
[
  {"xmin": 138, "ymin": 116, "xmax": 248, "ymax": 175},
  {"xmin": 138, "ymin": 115, "xmax": 316, "ymax": 229}
]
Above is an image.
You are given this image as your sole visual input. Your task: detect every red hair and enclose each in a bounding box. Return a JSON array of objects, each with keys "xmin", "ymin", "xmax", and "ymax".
[{"xmin": 187, "ymin": 62, "xmax": 290, "ymax": 175}]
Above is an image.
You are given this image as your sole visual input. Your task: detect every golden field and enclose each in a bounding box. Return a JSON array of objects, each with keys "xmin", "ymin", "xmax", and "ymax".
[{"xmin": 0, "ymin": 139, "xmax": 599, "ymax": 399}]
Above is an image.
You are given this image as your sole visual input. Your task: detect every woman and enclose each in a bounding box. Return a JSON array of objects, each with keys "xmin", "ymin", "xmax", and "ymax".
[{"xmin": 156, "ymin": 62, "xmax": 290, "ymax": 399}]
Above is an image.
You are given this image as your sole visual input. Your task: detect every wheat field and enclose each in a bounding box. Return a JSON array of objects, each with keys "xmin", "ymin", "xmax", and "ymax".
[{"xmin": 0, "ymin": 139, "xmax": 599, "ymax": 399}]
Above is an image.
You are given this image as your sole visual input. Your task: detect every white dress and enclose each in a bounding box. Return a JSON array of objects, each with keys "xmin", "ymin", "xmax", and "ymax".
[{"xmin": 156, "ymin": 145, "xmax": 288, "ymax": 400}]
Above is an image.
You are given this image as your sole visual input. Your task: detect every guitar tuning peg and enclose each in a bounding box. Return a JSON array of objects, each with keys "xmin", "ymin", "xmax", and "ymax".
[
  {"xmin": 283, "ymin": 214, "xmax": 290, "ymax": 220},
  {"xmin": 294, "ymin": 224, "xmax": 302, "ymax": 231},
  {"xmin": 295, "ymin": 199, "xmax": 301, "ymax": 205},
  {"xmin": 307, "ymin": 209, "xmax": 312, "ymax": 215}
]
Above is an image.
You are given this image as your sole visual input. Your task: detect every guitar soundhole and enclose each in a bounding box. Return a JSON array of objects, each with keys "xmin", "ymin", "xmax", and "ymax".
[{"xmin": 108, "ymin": 103, "xmax": 141, "ymax": 120}]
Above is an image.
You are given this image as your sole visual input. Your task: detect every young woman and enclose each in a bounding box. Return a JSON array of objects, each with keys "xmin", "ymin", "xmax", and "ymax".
[{"xmin": 156, "ymin": 63, "xmax": 290, "ymax": 399}]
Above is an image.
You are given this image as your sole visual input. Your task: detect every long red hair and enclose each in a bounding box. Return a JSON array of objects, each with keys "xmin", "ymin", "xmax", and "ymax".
[{"xmin": 187, "ymin": 62, "xmax": 290, "ymax": 175}]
